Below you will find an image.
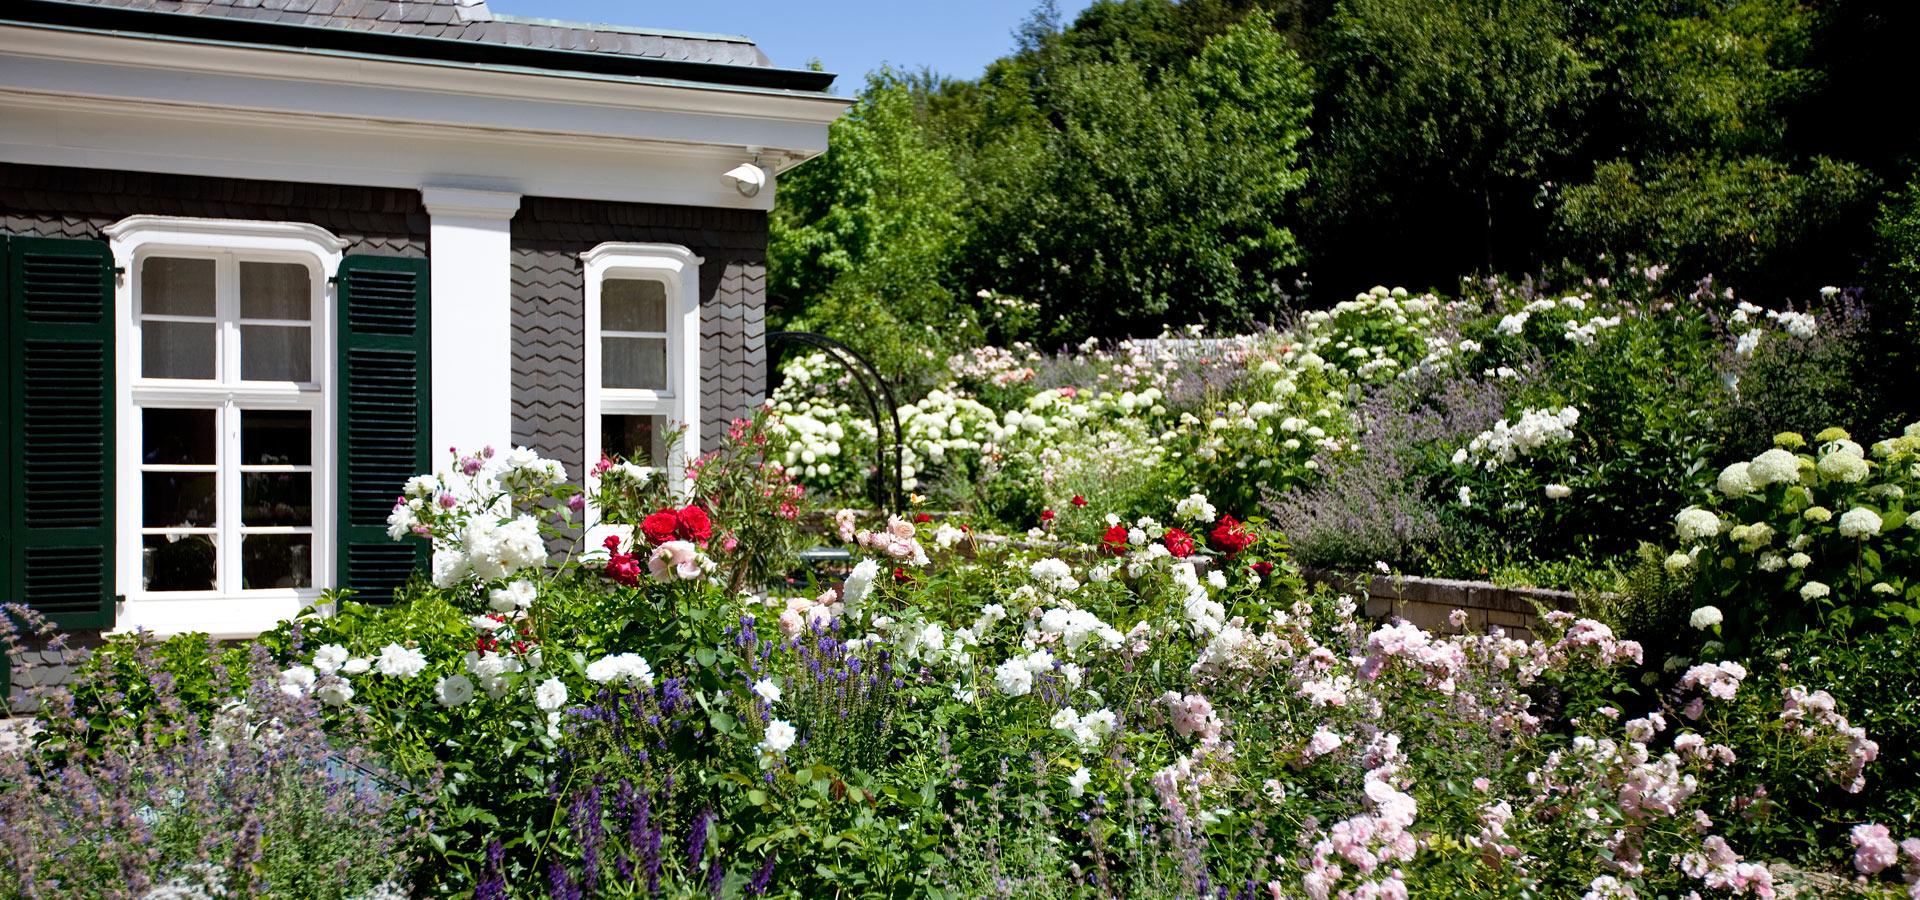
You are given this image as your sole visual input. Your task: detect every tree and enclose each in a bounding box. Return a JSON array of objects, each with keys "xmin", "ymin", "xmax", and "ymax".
[
  {"xmin": 961, "ymin": 12, "xmax": 1315, "ymax": 337},
  {"xmin": 768, "ymin": 71, "xmax": 973, "ymax": 382},
  {"xmin": 1309, "ymin": 0, "xmax": 1597, "ymax": 287}
]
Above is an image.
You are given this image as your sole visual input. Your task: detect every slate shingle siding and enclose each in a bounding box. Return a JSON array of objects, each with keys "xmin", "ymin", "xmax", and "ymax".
[
  {"xmin": 510, "ymin": 197, "xmax": 768, "ymax": 465},
  {"xmin": 0, "ymin": 163, "xmax": 429, "ymax": 256}
]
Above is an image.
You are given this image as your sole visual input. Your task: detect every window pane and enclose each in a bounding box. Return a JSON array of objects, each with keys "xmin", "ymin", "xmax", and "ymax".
[
  {"xmin": 142, "ymin": 321, "xmax": 217, "ymax": 379},
  {"xmin": 144, "ymin": 472, "xmax": 217, "ymax": 527},
  {"xmin": 603, "ymin": 336, "xmax": 667, "ymax": 390},
  {"xmin": 143, "ymin": 533, "xmax": 217, "ymax": 592},
  {"xmin": 240, "ymin": 325, "xmax": 312, "ymax": 382},
  {"xmin": 243, "ymin": 534, "xmax": 313, "ymax": 589},
  {"xmin": 602, "ymin": 414, "xmax": 665, "ymax": 465},
  {"xmin": 603, "ymin": 279, "xmax": 668, "ymax": 332},
  {"xmin": 143, "ymin": 408, "xmax": 217, "ymax": 465},
  {"xmin": 141, "ymin": 257, "xmax": 215, "ymax": 317},
  {"xmin": 239, "ymin": 262, "xmax": 311, "ymax": 321},
  {"xmin": 241, "ymin": 410, "xmax": 312, "ymax": 465},
  {"xmin": 243, "ymin": 472, "xmax": 312, "ymax": 526}
]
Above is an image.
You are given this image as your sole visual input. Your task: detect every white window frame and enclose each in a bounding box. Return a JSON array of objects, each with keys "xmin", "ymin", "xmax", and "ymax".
[
  {"xmin": 581, "ymin": 242, "xmax": 703, "ymax": 502},
  {"xmin": 103, "ymin": 215, "xmax": 346, "ymax": 638}
]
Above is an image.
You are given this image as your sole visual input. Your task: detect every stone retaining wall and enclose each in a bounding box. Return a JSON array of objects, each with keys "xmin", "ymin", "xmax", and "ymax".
[{"xmin": 1302, "ymin": 568, "xmax": 1593, "ymax": 640}]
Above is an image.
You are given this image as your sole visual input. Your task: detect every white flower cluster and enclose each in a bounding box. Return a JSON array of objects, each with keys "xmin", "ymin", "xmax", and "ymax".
[
  {"xmin": 1730, "ymin": 301, "xmax": 1819, "ymax": 357},
  {"xmin": 1455, "ymin": 406, "xmax": 1580, "ymax": 470},
  {"xmin": 1050, "ymin": 706, "xmax": 1119, "ymax": 750},
  {"xmin": 585, "ymin": 652, "xmax": 654, "ymax": 686},
  {"xmin": 1174, "ymin": 492, "xmax": 1217, "ymax": 523},
  {"xmin": 496, "ymin": 446, "xmax": 568, "ymax": 492},
  {"xmin": 1035, "ymin": 606, "xmax": 1123, "ymax": 652},
  {"xmin": 1028, "ymin": 557, "xmax": 1080, "ymax": 594},
  {"xmin": 991, "ymin": 648, "xmax": 1058, "ymax": 697},
  {"xmin": 431, "ymin": 515, "xmax": 546, "ymax": 588}
]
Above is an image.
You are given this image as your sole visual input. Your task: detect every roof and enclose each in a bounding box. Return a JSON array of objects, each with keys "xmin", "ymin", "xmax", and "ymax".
[{"xmin": 6, "ymin": 0, "xmax": 837, "ymax": 92}]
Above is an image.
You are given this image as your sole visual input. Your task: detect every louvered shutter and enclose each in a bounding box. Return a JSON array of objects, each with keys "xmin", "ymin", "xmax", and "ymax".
[
  {"xmin": 336, "ymin": 255, "xmax": 431, "ymax": 602},
  {"xmin": 4, "ymin": 236, "xmax": 117, "ymax": 630}
]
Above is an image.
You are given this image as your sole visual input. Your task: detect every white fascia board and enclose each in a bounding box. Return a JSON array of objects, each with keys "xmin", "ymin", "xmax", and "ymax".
[{"xmin": 0, "ymin": 23, "xmax": 849, "ymax": 206}]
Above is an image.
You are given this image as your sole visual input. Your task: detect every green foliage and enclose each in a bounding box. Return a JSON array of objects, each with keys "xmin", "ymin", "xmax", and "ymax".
[
  {"xmin": 770, "ymin": 70, "xmax": 974, "ymax": 383},
  {"xmin": 964, "ymin": 12, "xmax": 1314, "ymax": 337},
  {"xmin": 1555, "ymin": 153, "xmax": 1876, "ymax": 287}
]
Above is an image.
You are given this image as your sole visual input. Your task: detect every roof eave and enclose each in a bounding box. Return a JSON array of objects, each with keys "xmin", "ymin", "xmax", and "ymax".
[{"xmin": 5, "ymin": 0, "xmax": 839, "ymax": 93}]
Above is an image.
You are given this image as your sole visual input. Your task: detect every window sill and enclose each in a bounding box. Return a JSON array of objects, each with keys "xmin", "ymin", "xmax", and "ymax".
[{"xmin": 109, "ymin": 593, "xmax": 329, "ymax": 640}]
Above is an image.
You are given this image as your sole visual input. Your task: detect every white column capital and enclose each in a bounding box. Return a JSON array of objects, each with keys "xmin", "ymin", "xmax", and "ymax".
[{"xmin": 420, "ymin": 187, "xmax": 522, "ymax": 221}]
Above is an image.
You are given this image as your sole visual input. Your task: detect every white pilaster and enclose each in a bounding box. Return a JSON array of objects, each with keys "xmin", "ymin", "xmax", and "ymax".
[{"xmin": 421, "ymin": 187, "xmax": 520, "ymax": 457}]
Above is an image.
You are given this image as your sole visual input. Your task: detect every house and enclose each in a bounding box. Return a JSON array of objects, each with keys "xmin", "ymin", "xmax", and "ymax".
[{"xmin": 0, "ymin": 0, "xmax": 849, "ymax": 658}]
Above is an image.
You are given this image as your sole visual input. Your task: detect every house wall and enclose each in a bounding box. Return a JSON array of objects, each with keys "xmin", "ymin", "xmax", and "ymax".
[
  {"xmin": 509, "ymin": 197, "xmax": 768, "ymax": 464},
  {"xmin": 0, "ymin": 163, "xmax": 429, "ymax": 255},
  {"xmin": 0, "ymin": 165, "xmax": 774, "ymax": 468}
]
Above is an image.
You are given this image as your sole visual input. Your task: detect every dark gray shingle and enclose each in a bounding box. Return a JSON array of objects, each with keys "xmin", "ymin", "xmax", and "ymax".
[{"xmin": 62, "ymin": 0, "xmax": 774, "ymax": 67}]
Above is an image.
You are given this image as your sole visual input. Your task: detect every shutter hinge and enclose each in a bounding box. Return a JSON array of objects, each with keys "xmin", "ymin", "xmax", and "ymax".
[
  {"xmin": 328, "ymin": 275, "xmax": 339, "ymax": 285},
  {"xmin": 112, "ymin": 266, "xmax": 126, "ymax": 275}
]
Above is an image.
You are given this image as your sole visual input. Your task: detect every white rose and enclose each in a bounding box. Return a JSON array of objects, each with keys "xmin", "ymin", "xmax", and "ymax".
[{"xmin": 534, "ymin": 677, "xmax": 568, "ymax": 711}]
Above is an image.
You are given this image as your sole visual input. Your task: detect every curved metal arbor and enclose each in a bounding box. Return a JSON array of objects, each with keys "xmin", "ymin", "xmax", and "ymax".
[{"xmin": 765, "ymin": 331, "xmax": 904, "ymax": 515}]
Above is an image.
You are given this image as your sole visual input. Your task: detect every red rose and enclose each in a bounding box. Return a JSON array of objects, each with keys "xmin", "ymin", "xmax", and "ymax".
[
  {"xmin": 1208, "ymin": 515, "xmax": 1256, "ymax": 558},
  {"xmin": 640, "ymin": 509, "xmax": 680, "ymax": 546},
  {"xmin": 1250, "ymin": 561, "xmax": 1275, "ymax": 577},
  {"xmin": 1163, "ymin": 528, "xmax": 1195, "ymax": 558},
  {"xmin": 605, "ymin": 551, "xmax": 641, "ymax": 587},
  {"xmin": 1070, "ymin": 495, "xmax": 1088, "ymax": 507},
  {"xmin": 893, "ymin": 566, "xmax": 915, "ymax": 583},
  {"xmin": 675, "ymin": 505, "xmax": 713, "ymax": 544},
  {"xmin": 914, "ymin": 513, "xmax": 933, "ymax": 523},
  {"xmin": 1101, "ymin": 524, "xmax": 1130, "ymax": 556},
  {"xmin": 1041, "ymin": 510, "xmax": 1056, "ymax": 522}
]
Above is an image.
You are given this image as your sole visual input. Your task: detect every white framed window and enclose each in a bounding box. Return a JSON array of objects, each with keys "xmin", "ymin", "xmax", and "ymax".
[
  {"xmin": 103, "ymin": 216, "xmax": 346, "ymax": 637},
  {"xmin": 582, "ymin": 243, "xmax": 703, "ymax": 491}
]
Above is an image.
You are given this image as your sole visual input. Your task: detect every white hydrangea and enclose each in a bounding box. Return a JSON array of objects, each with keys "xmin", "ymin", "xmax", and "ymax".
[
  {"xmin": 1675, "ymin": 508, "xmax": 1721, "ymax": 542},
  {"xmin": 1800, "ymin": 581, "xmax": 1830, "ymax": 601},
  {"xmin": 1688, "ymin": 607, "xmax": 1723, "ymax": 630},
  {"xmin": 1837, "ymin": 507, "xmax": 1882, "ymax": 539},
  {"xmin": 1817, "ymin": 449, "xmax": 1869, "ymax": 483},
  {"xmin": 1716, "ymin": 462, "xmax": 1754, "ymax": 497},
  {"xmin": 1748, "ymin": 449, "xmax": 1801, "ymax": 487},
  {"xmin": 1544, "ymin": 484, "xmax": 1572, "ymax": 499}
]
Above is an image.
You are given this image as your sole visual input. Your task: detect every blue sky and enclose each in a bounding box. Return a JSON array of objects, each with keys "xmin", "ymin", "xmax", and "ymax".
[{"xmin": 490, "ymin": 1, "xmax": 1097, "ymax": 92}]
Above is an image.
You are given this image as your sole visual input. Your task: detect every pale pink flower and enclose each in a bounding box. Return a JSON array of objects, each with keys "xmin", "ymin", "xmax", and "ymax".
[{"xmin": 1853, "ymin": 823, "xmax": 1899, "ymax": 875}]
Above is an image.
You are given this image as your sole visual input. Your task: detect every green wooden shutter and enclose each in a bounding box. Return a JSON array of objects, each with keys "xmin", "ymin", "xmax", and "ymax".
[
  {"xmin": 336, "ymin": 255, "xmax": 431, "ymax": 602},
  {"xmin": 4, "ymin": 235, "xmax": 117, "ymax": 630}
]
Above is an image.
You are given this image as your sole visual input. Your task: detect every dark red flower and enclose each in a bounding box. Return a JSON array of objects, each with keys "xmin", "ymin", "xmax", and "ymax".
[
  {"xmin": 1101, "ymin": 524, "xmax": 1130, "ymax": 556},
  {"xmin": 675, "ymin": 505, "xmax": 713, "ymax": 545},
  {"xmin": 1070, "ymin": 496, "xmax": 1088, "ymax": 507},
  {"xmin": 1163, "ymin": 528, "xmax": 1195, "ymax": 558},
  {"xmin": 605, "ymin": 551, "xmax": 641, "ymax": 586},
  {"xmin": 1250, "ymin": 561, "xmax": 1275, "ymax": 577},
  {"xmin": 1208, "ymin": 515, "xmax": 1256, "ymax": 558},
  {"xmin": 640, "ymin": 509, "xmax": 680, "ymax": 546},
  {"xmin": 914, "ymin": 513, "xmax": 933, "ymax": 523},
  {"xmin": 893, "ymin": 566, "xmax": 915, "ymax": 583},
  {"xmin": 1041, "ymin": 510, "xmax": 1056, "ymax": 522}
]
